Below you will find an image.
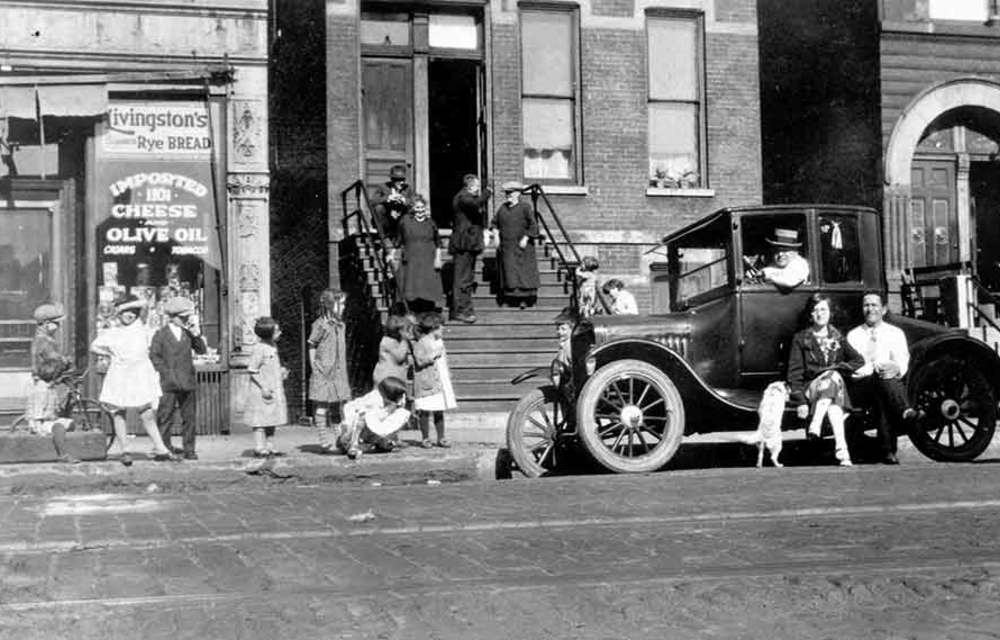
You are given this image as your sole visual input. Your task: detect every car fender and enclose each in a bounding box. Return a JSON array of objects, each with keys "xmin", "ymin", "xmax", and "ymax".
[
  {"xmin": 510, "ymin": 366, "xmax": 550, "ymax": 386},
  {"xmin": 908, "ymin": 333, "xmax": 1000, "ymax": 397},
  {"xmin": 584, "ymin": 338, "xmax": 757, "ymax": 432}
]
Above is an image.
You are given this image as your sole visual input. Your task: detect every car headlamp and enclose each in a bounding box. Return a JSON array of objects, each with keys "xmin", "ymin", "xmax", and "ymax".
[{"xmin": 585, "ymin": 356, "xmax": 596, "ymax": 376}]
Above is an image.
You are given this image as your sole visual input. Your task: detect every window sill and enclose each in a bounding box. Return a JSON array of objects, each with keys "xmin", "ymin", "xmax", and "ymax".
[
  {"xmin": 646, "ymin": 187, "xmax": 715, "ymax": 197},
  {"xmin": 536, "ymin": 185, "xmax": 589, "ymax": 196}
]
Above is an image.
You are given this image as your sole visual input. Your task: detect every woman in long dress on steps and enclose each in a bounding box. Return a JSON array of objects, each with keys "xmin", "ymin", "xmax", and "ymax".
[{"xmin": 492, "ymin": 181, "xmax": 540, "ymax": 309}]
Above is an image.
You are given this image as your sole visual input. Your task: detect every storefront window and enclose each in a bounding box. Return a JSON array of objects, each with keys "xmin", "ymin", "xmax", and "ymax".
[
  {"xmin": 0, "ymin": 208, "xmax": 52, "ymax": 367},
  {"xmin": 94, "ymin": 99, "xmax": 223, "ymax": 363}
]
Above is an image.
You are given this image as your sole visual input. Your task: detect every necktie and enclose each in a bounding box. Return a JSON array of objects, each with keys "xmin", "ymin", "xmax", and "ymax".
[{"xmin": 866, "ymin": 327, "xmax": 878, "ymax": 362}]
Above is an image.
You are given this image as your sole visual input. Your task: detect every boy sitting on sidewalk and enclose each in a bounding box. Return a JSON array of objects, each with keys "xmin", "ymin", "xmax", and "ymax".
[{"xmin": 338, "ymin": 376, "xmax": 411, "ymax": 460}]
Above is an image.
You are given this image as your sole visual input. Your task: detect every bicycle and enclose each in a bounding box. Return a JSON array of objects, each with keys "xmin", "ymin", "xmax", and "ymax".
[{"xmin": 9, "ymin": 368, "xmax": 116, "ymax": 452}]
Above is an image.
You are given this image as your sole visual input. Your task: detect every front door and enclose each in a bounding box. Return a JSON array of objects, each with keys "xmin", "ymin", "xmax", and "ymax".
[
  {"xmin": 910, "ymin": 159, "xmax": 959, "ymax": 268},
  {"xmin": 428, "ymin": 58, "xmax": 481, "ymax": 228},
  {"xmin": 362, "ymin": 58, "xmax": 413, "ymax": 192}
]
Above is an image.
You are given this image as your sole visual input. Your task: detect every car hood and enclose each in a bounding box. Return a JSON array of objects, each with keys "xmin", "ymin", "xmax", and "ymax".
[{"xmin": 589, "ymin": 313, "xmax": 694, "ymax": 347}]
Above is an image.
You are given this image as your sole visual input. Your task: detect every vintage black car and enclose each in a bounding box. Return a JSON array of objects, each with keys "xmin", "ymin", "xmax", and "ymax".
[{"xmin": 506, "ymin": 205, "xmax": 1000, "ymax": 476}]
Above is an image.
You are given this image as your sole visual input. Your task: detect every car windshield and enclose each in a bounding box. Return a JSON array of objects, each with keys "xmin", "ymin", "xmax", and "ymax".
[{"xmin": 671, "ymin": 216, "xmax": 730, "ymax": 310}]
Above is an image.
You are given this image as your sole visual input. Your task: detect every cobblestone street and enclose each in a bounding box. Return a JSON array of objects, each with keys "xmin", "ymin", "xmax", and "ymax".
[{"xmin": 1, "ymin": 463, "xmax": 1000, "ymax": 638}]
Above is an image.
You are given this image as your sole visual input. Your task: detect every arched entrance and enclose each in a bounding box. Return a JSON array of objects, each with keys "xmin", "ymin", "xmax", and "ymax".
[{"xmin": 884, "ymin": 78, "xmax": 1000, "ymax": 290}]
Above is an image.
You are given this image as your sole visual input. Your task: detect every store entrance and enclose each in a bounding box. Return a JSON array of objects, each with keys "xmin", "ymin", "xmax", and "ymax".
[{"xmin": 428, "ymin": 59, "xmax": 482, "ymax": 229}]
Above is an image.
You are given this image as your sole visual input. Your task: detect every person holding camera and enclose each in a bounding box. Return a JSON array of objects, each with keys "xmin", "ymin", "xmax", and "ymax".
[
  {"xmin": 149, "ymin": 297, "xmax": 207, "ymax": 460},
  {"xmin": 370, "ymin": 164, "xmax": 414, "ymax": 245}
]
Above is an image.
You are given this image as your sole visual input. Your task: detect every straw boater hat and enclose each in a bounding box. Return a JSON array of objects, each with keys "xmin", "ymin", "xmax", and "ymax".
[
  {"xmin": 33, "ymin": 303, "xmax": 64, "ymax": 323},
  {"xmin": 163, "ymin": 297, "xmax": 195, "ymax": 317},
  {"xmin": 115, "ymin": 294, "xmax": 146, "ymax": 314},
  {"xmin": 502, "ymin": 180, "xmax": 525, "ymax": 192},
  {"xmin": 766, "ymin": 228, "xmax": 802, "ymax": 248}
]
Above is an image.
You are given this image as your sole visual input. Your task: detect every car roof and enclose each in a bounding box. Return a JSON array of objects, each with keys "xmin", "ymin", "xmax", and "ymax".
[{"xmin": 659, "ymin": 204, "xmax": 879, "ymax": 245}]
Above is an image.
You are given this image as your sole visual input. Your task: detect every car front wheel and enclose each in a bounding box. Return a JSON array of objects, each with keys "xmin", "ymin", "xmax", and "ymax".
[
  {"xmin": 908, "ymin": 355, "xmax": 997, "ymax": 462},
  {"xmin": 576, "ymin": 359, "xmax": 685, "ymax": 473}
]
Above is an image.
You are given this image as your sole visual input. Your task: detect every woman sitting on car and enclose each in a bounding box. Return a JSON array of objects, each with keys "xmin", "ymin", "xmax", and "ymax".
[{"xmin": 786, "ymin": 293, "xmax": 865, "ymax": 467}]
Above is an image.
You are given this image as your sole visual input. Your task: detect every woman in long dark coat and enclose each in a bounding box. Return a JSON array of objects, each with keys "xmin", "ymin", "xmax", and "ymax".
[
  {"xmin": 492, "ymin": 181, "xmax": 540, "ymax": 308},
  {"xmin": 396, "ymin": 195, "xmax": 443, "ymax": 312}
]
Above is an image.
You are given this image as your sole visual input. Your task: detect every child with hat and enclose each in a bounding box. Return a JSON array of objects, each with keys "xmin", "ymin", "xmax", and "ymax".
[
  {"xmin": 149, "ymin": 296, "xmax": 207, "ymax": 460},
  {"xmin": 27, "ymin": 303, "xmax": 77, "ymax": 463},
  {"xmin": 90, "ymin": 295, "xmax": 178, "ymax": 465}
]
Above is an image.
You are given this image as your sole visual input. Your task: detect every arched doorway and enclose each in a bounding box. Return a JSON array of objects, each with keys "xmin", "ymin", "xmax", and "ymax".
[{"xmin": 884, "ymin": 79, "xmax": 1000, "ymax": 291}]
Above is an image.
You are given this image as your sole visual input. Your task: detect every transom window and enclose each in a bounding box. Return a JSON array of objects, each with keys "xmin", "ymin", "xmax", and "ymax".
[{"xmin": 929, "ymin": 0, "xmax": 990, "ymax": 22}]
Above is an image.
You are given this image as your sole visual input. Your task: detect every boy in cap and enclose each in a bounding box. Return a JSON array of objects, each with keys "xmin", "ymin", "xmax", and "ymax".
[
  {"xmin": 27, "ymin": 303, "xmax": 78, "ymax": 463},
  {"xmin": 149, "ymin": 297, "xmax": 207, "ymax": 460}
]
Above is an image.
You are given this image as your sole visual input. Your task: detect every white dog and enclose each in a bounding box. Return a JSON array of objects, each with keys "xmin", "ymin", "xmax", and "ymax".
[{"xmin": 749, "ymin": 381, "xmax": 788, "ymax": 468}]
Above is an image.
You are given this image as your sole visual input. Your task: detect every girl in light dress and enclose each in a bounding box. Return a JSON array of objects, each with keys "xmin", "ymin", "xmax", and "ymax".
[
  {"xmin": 411, "ymin": 311, "xmax": 457, "ymax": 448},
  {"xmin": 244, "ymin": 317, "xmax": 289, "ymax": 457},
  {"xmin": 89, "ymin": 295, "xmax": 177, "ymax": 466}
]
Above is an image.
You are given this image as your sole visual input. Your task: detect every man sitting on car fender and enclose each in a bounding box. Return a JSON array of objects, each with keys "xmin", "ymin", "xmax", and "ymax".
[{"xmin": 846, "ymin": 291, "xmax": 918, "ymax": 465}]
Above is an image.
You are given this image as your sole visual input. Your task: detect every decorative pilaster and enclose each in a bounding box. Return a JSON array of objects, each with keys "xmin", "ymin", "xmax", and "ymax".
[
  {"xmin": 227, "ymin": 172, "xmax": 270, "ymax": 355},
  {"xmin": 957, "ymin": 154, "xmax": 972, "ymax": 264},
  {"xmin": 883, "ymin": 184, "xmax": 913, "ymax": 276}
]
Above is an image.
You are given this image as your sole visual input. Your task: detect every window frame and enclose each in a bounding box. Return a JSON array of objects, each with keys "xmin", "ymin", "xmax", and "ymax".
[
  {"xmin": 518, "ymin": 3, "xmax": 583, "ymax": 186},
  {"xmin": 645, "ymin": 9, "xmax": 707, "ymax": 191}
]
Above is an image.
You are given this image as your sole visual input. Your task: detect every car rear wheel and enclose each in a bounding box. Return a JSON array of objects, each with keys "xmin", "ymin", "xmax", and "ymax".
[
  {"xmin": 908, "ymin": 355, "xmax": 997, "ymax": 462},
  {"xmin": 506, "ymin": 387, "xmax": 566, "ymax": 478},
  {"xmin": 577, "ymin": 360, "xmax": 685, "ymax": 473}
]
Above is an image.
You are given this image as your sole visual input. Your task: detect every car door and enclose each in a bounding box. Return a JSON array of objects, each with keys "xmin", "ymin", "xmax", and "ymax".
[{"xmin": 737, "ymin": 211, "xmax": 815, "ymax": 384}]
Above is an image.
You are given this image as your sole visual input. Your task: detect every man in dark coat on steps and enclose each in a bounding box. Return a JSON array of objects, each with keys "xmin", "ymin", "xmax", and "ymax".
[
  {"xmin": 150, "ymin": 297, "xmax": 207, "ymax": 460},
  {"xmin": 449, "ymin": 174, "xmax": 491, "ymax": 323}
]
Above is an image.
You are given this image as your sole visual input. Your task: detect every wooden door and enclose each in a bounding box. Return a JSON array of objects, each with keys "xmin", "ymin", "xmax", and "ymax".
[
  {"xmin": 910, "ymin": 159, "xmax": 958, "ymax": 268},
  {"xmin": 362, "ymin": 58, "xmax": 413, "ymax": 191}
]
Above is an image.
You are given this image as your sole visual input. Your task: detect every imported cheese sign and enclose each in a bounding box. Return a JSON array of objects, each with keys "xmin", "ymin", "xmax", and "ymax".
[{"xmin": 102, "ymin": 101, "xmax": 213, "ymax": 157}]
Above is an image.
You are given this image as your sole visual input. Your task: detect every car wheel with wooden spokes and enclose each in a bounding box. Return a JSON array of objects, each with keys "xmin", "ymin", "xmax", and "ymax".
[
  {"xmin": 506, "ymin": 386, "xmax": 568, "ymax": 478},
  {"xmin": 908, "ymin": 355, "xmax": 997, "ymax": 462},
  {"xmin": 576, "ymin": 359, "xmax": 685, "ymax": 473}
]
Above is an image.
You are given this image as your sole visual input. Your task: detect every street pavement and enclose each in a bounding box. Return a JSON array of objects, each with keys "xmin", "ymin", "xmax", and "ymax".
[{"xmin": 1, "ymin": 462, "xmax": 1000, "ymax": 638}]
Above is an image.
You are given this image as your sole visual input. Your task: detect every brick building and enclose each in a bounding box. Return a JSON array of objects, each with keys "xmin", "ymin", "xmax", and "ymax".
[
  {"xmin": 759, "ymin": 0, "xmax": 1000, "ymax": 297},
  {"xmin": 0, "ymin": 1, "xmax": 270, "ymax": 429},
  {"xmin": 322, "ymin": 0, "xmax": 763, "ymax": 308}
]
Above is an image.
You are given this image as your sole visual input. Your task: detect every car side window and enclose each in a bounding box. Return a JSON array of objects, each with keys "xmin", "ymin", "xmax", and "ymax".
[
  {"xmin": 818, "ymin": 214, "xmax": 861, "ymax": 284},
  {"xmin": 740, "ymin": 214, "xmax": 810, "ymax": 287},
  {"xmin": 670, "ymin": 216, "xmax": 730, "ymax": 310}
]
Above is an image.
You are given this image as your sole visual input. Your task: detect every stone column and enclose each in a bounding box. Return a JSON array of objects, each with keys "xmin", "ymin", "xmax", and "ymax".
[
  {"xmin": 226, "ymin": 66, "xmax": 270, "ymax": 360},
  {"xmin": 884, "ymin": 183, "xmax": 912, "ymax": 310}
]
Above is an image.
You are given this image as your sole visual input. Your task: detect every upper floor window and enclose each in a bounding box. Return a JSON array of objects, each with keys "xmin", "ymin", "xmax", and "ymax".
[
  {"xmin": 520, "ymin": 7, "xmax": 581, "ymax": 183},
  {"xmin": 929, "ymin": 0, "xmax": 989, "ymax": 21},
  {"xmin": 647, "ymin": 13, "xmax": 704, "ymax": 190}
]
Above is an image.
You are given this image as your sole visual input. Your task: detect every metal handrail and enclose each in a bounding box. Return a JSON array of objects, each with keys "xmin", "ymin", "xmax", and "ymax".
[
  {"xmin": 523, "ymin": 184, "xmax": 612, "ymax": 315},
  {"xmin": 339, "ymin": 180, "xmax": 398, "ymax": 309},
  {"xmin": 966, "ymin": 276, "xmax": 1000, "ymax": 334}
]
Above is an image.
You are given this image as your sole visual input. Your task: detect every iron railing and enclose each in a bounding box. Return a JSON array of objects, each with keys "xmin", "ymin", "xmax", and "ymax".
[
  {"xmin": 966, "ymin": 275, "xmax": 1000, "ymax": 335},
  {"xmin": 339, "ymin": 180, "xmax": 398, "ymax": 309},
  {"xmin": 523, "ymin": 184, "xmax": 612, "ymax": 315}
]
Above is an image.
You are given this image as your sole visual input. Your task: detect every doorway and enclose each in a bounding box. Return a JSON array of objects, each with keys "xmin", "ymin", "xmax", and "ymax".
[
  {"xmin": 428, "ymin": 59, "xmax": 480, "ymax": 229},
  {"xmin": 973, "ymin": 161, "xmax": 1000, "ymax": 291}
]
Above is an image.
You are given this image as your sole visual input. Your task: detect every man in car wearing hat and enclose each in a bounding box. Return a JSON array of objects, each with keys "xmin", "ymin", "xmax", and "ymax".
[
  {"xmin": 149, "ymin": 297, "xmax": 207, "ymax": 460},
  {"xmin": 370, "ymin": 164, "xmax": 414, "ymax": 245},
  {"xmin": 28, "ymin": 303, "xmax": 78, "ymax": 463},
  {"xmin": 748, "ymin": 227, "xmax": 810, "ymax": 290}
]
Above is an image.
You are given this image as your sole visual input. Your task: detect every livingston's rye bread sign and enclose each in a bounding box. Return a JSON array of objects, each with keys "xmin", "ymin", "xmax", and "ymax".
[{"xmin": 102, "ymin": 101, "xmax": 212, "ymax": 156}]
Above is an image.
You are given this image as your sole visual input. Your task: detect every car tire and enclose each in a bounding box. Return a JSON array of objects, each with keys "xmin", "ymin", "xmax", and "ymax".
[
  {"xmin": 506, "ymin": 386, "xmax": 568, "ymax": 478},
  {"xmin": 908, "ymin": 355, "xmax": 997, "ymax": 462},
  {"xmin": 576, "ymin": 359, "xmax": 685, "ymax": 473}
]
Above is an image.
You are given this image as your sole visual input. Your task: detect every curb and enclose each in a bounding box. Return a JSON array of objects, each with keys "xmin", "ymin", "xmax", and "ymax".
[{"xmin": 0, "ymin": 445, "xmax": 505, "ymax": 495}]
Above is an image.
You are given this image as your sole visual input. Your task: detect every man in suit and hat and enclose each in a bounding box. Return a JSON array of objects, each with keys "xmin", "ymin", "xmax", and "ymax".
[
  {"xmin": 449, "ymin": 174, "xmax": 492, "ymax": 323},
  {"xmin": 750, "ymin": 227, "xmax": 810, "ymax": 290},
  {"xmin": 370, "ymin": 164, "xmax": 414, "ymax": 245},
  {"xmin": 149, "ymin": 297, "xmax": 207, "ymax": 460}
]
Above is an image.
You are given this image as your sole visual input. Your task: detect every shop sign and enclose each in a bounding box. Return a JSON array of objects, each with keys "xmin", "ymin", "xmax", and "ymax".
[{"xmin": 102, "ymin": 101, "xmax": 212, "ymax": 157}]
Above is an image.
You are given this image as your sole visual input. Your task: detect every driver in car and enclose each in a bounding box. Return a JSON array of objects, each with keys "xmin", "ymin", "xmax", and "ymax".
[{"xmin": 745, "ymin": 227, "xmax": 810, "ymax": 290}]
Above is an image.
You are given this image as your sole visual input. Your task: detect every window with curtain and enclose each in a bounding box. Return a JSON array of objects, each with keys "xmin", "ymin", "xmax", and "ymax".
[
  {"xmin": 520, "ymin": 8, "xmax": 579, "ymax": 182},
  {"xmin": 647, "ymin": 14, "xmax": 704, "ymax": 189}
]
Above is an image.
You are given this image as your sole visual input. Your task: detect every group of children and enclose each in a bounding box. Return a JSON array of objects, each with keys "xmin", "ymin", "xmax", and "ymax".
[
  {"xmin": 575, "ymin": 257, "xmax": 638, "ymax": 317},
  {"xmin": 268, "ymin": 289, "xmax": 457, "ymax": 461}
]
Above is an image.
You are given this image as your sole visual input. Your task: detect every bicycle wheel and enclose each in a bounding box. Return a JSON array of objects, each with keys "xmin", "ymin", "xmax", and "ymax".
[{"xmin": 66, "ymin": 398, "xmax": 115, "ymax": 451}]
